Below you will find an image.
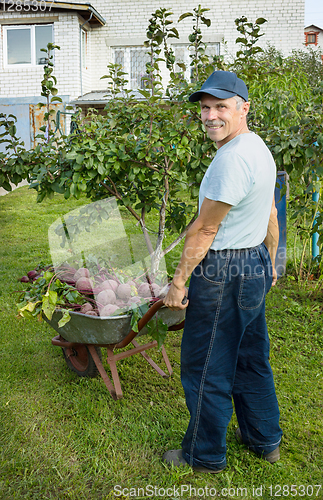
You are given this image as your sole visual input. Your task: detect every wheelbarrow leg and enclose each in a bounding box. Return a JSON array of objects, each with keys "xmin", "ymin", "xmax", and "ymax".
[
  {"xmin": 131, "ymin": 340, "xmax": 172, "ymax": 378},
  {"xmin": 106, "ymin": 347, "xmax": 123, "ymax": 400},
  {"xmin": 161, "ymin": 345, "xmax": 173, "ymax": 376},
  {"xmin": 87, "ymin": 345, "xmax": 119, "ymax": 400}
]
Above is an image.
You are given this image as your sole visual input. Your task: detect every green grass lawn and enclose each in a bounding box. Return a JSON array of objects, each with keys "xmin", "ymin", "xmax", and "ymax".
[{"xmin": 0, "ymin": 186, "xmax": 322, "ymax": 500}]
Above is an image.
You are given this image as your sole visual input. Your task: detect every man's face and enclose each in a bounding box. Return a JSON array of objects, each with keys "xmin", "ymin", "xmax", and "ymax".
[{"xmin": 200, "ymin": 94, "xmax": 249, "ymax": 148}]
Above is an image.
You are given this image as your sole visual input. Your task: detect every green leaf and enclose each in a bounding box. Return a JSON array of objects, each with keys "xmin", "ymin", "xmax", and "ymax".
[
  {"xmin": 109, "ymin": 118, "xmax": 117, "ymax": 129},
  {"xmin": 191, "ymin": 186, "xmax": 199, "ymax": 198},
  {"xmin": 58, "ymin": 310, "xmax": 71, "ymax": 328},
  {"xmin": 18, "ymin": 301, "xmax": 40, "ymax": 315},
  {"xmin": 177, "ymin": 62, "xmax": 186, "ymax": 71},
  {"xmin": 169, "ymin": 27, "xmax": 179, "ymax": 38},
  {"xmin": 137, "ymin": 89, "xmax": 151, "ymax": 99},
  {"xmin": 76, "ymin": 154, "xmax": 84, "ymax": 165},
  {"xmin": 42, "ymin": 290, "xmax": 57, "ymax": 320},
  {"xmin": 283, "ymin": 151, "xmax": 291, "ymax": 165},
  {"xmin": 178, "ymin": 12, "xmax": 193, "ymax": 22},
  {"xmin": 145, "ymin": 316, "xmax": 168, "ymax": 349},
  {"xmin": 130, "ymin": 307, "xmax": 142, "ymax": 333},
  {"xmin": 97, "ymin": 163, "xmax": 106, "ymax": 175},
  {"xmin": 255, "ymin": 17, "xmax": 267, "ymax": 25},
  {"xmin": 236, "ymin": 37, "xmax": 248, "ymax": 45},
  {"xmin": 201, "ymin": 16, "xmax": 211, "ymax": 27},
  {"xmin": 289, "ymin": 139, "xmax": 299, "ymax": 148},
  {"xmin": 305, "ymin": 147, "xmax": 314, "ymax": 158},
  {"xmin": 50, "ymin": 96, "xmax": 63, "ymax": 103}
]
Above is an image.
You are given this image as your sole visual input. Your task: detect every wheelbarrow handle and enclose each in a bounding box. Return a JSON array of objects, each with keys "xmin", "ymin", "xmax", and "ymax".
[{"xmin": 115, "ymin": 299, "xmax": 165, "ymax": 349}]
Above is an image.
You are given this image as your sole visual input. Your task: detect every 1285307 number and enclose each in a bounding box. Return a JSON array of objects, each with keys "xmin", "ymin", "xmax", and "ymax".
[
  {"xmin": 2, "ymin": 0, "xmax": 53, "ymax": 12},
  {"xmin": 268, "ymin": 485, "xmax": 322, "ymax": 497}
]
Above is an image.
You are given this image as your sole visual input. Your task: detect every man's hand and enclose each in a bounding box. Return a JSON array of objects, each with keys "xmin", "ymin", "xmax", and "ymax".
[
  {"xmin": 263, "ymin": 195, "xmax": 279, "ymax": 288},
  {"xmin": 163, "ymin": 283, "xmax": 188, "ymax": 311}
]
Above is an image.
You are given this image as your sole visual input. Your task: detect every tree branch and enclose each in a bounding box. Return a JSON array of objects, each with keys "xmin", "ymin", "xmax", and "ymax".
[
  {"xmin": 101, "ymin": 179, "xmax": 154, "ymax": 255},
  {"xmin": 122, "ymin": 153, "xmax": 160, "ymax": 172},
  {"xmin": 101, "ymin": 179, "xmax": 141, "ymax": 222},
  {"xmin": 141, "ymin": 206, "xmax": 154, "ymax": 255},
  {"xmin": 150, "ymin": 156, "xmax": 170, "ymax": 273},
  {"xmin": 161, "ymin": 211, "xmax": 198, "ymax": 256}
]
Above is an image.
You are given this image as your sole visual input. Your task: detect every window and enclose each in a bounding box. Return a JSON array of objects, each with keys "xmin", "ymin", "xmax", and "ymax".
[
  {"xmin": 4, "ymin": 24, "xmax": 53, "ymax": 66},
  {"xmin": 305, "ymin": 32, "xmax": 318, "ymax": 45},
  {"xmin": 113, "ymin": 43, "xmax": 220, "ymax": 89},
  {"xmin": 113, "ymin": 46, "xmax": 150, "ymax": 89},
  {"xmin": 81, "ymin": 29, "xmax": 87, "ymax": 69},
  {"xmin": 174, "ymin": 43, "xmax": 220, "ymax": 82}
]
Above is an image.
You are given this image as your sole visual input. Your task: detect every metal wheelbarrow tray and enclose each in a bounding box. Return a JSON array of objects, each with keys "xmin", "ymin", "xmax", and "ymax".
[{"xmin": 45, "ymin": 299, "xmax": 185, "ymax": 400}]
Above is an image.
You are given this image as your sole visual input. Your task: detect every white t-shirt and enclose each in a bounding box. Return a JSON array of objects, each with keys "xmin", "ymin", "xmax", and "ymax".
[{"xmin": 199, "ymin": 132, "xmax": 276, "ymax": 251}]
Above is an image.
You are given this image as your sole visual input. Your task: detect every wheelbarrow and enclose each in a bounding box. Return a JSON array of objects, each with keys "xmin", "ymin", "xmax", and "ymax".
[{"xmin": 45, "ymin": 299, "xmax": 185, "ymax": 400}]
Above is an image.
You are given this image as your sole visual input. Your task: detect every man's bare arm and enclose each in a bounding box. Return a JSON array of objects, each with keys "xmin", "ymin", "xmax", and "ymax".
[
  {"xmin": 163, "ymin": 198, "xmax": 232, "ymax": 309},
  {"xmin": 263, "ymin": 195, "xmax": 279, "ymax": 286}
]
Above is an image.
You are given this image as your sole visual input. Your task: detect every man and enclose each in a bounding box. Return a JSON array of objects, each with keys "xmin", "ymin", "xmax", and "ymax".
[{"xmin": 163, "ymin": 71, "xmax": 282, "ymax": 473}]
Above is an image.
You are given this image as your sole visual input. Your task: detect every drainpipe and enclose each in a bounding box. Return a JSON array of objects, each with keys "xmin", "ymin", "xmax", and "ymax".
[
  {"xmin": 312, "ymin": 181, "xmax": 320, "ymax": 260},
  {"xmin": 80, "ymin": 13, "xmax": 93, "ymax": 97},
  {"xmin": 312, "ymin": 143, "xmax": 320, "ymax": 260}
]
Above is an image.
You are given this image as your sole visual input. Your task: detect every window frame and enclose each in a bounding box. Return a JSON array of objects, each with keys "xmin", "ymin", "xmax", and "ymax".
[
  {"xmin": 305, "ymin": 32, "xmax": 318, "ymax": 46},
  {"xmin": 173, "ymin": 42, "xmax": 221, "ymax": 82},
  {"xmin": 81, "ymin": 29, "xmax": 87, "ymax": 69},
  {"xmin": 3, "ymin": 24, "xmax": 53, "ymax": 68},
  {"xmin": 113, "ymin": 43, "xmax": 221, "ymax": 89},
  {"xmin": 113, "ymin": 46, "xmax": 150, "ymax": 90}
]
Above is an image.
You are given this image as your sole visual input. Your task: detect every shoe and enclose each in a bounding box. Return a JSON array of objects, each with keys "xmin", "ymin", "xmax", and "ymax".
[
  {"xmin": 162, "ymin": 449, "xmax": 225, "ymax": 473},
  {"xmin": 235, "ymin": 428, "xmax": 280, "ymax": 463}
]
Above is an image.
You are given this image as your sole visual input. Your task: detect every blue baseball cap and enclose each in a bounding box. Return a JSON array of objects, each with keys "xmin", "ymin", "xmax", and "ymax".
[{"xmin": 189, "ymin": 71, "xmax": 248, "ymax": 102}]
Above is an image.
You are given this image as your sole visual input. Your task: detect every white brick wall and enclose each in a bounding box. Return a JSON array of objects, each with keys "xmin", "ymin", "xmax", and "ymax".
[
  {"xmin": 90, "ymin": 0, "xmax": 306, "ymax": 92},
  {"xmin": 0, "ymin": 0, "xmax": 305, "ymax": 101}
]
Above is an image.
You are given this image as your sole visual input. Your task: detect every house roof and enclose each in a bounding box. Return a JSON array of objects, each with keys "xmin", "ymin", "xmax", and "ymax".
[
  {"xmin": 0, "ymin": 0, "xmax": 106, "ymax": 26},
  {"xmin": 304, "ymin": 24, "xmax": 323, "ymax": 32},
  {"xmin": 71, "ymin": 91, "xmax": 111, "ymax": 105},
  {"xmin": 70, "ymin": 90, "xmax": 146, "ymax": 105}
]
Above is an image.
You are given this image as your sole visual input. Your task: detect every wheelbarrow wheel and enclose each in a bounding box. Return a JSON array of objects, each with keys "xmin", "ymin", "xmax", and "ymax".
[{"xmin": 62, "ymin": 344, "xmax": 102, "ymax": 378}]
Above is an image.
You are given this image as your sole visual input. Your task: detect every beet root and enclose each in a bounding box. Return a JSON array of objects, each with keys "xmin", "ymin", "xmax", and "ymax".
[
  {"xmin": 137, "ymin": 282, "xmax": 151, "ymax": 297},
  {"xmin": 27, "ymin": 270, "xmax": 39, "ymax": 280},
  {"xmin": 100, "ymin": 279, "xmax": 119, "ymax": 293},
  {"xmin": 96, "ymin": 289, "xmax": 116, "ymax": 306},
  {"xmin": 74, "ymin": 267, "xmax": 90, "ymax": 282},
  {"xmin": 80, "ymin": 303, "xmax": 93, "ymax": 314},
  {"xmin": 116, "ymin": 283, "xmax": 132, "ymax": 300},
  {"xmin": 85, "ymin": 310, "xmax": 98, "ymax": 316},
  {"xmin": 127, "ymin": 296, "xmax": 142, "ymax": 305},
  {"xmin": 99, "ymin": 304, "xmax": 119, "ymax": 317},
  {"xmin": 137, "ymin": 282, "xmax": 161, "ymax": 298},
  {"xmin": 115, "ymin": 299, "xmax": 127, "ymax": 307},
  {"xmin": 76, "ymin": 277, "xmax": 93, "ymax": 292}
]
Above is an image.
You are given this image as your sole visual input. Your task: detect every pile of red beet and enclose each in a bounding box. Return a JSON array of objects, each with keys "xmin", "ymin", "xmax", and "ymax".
[{"xmin": 21, "ymin": 264, "xmax": 167, "ymax": 318}]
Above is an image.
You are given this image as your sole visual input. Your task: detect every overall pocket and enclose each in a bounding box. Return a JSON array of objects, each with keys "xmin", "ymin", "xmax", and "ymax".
[
  {"xmin": 201, "ymin": 251, "xmax": 229, "ymax": 284},
  {"xmin": 238, "ymin": 271, "xmax": 265, "ymax": 310}
]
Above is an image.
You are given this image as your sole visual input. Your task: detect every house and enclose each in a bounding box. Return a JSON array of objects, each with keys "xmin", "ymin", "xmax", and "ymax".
[
  {"xmin": 0, "ymin": 0, "xmax": 306, "ymax": 148},
  {"xmin": 304, "ymin": 24, "xmax": 323, "ymax": 53}
]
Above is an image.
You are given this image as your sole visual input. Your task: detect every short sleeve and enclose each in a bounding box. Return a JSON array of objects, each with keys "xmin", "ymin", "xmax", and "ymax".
[{"xmin": 204, "ymin": 152, "xmax": 254, "ymax": 206}]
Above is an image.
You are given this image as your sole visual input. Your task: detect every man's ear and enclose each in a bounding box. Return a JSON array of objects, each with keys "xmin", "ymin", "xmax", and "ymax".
[{"xmin": 242, "ymin": 101, "xmax": 250, "ymax": 117}]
